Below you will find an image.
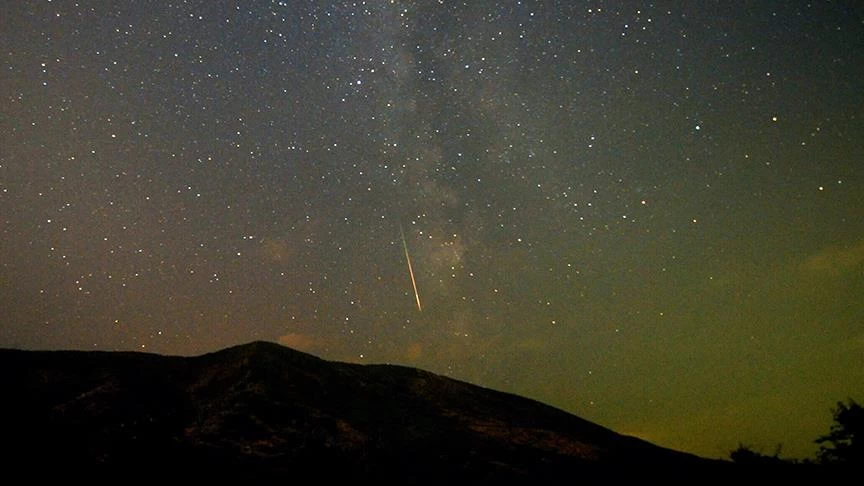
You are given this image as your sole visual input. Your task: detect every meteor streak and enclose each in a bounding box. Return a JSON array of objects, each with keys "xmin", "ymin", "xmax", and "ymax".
[{"xmin": 400, "ymin": 224, "xmax": 422, "ymax": 312}]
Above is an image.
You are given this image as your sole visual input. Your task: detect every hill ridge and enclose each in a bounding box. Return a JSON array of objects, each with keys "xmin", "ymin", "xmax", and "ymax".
[{"xmin": 0, "ymin": 340, "xmax": 721, "ymax": 481}]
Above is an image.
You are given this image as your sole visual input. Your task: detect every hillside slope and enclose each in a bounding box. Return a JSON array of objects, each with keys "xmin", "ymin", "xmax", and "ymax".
[{"xmin": 0, "ymin": 341, "xmax": 720, "ymax": 481}]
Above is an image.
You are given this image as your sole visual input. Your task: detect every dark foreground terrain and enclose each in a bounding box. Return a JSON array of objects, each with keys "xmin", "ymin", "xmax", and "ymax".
[{"xmin": 1, "ymin": 341, "xmax": 730, "ymax": 482}]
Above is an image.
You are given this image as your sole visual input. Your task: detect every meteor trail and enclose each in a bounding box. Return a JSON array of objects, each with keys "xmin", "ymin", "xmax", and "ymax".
[{"xmin": 400, "ymin": 224, "xmax": 422, "ymax": 312}]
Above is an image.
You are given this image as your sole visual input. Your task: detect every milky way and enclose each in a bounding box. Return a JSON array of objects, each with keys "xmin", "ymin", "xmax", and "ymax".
[{"xmin": 2, "ymin": 1, "xmax": 863, "ymax": 459}]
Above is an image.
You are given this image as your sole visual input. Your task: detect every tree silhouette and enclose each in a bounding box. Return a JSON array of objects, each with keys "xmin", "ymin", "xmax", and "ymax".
[{"xmin": 815, "ymin": 398, "xmax": 863, "ymax": 465}]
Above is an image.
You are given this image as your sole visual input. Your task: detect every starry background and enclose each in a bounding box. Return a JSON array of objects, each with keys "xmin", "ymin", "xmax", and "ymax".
[{"xmin": 2, "ymin": 0, "xmax": 863, "ymax": 459}]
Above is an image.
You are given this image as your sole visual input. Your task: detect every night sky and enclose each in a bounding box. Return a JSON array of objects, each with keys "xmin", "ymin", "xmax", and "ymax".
[{"xmin": 3, "ymin": 1, "xmax": 863, "ymax": 459}]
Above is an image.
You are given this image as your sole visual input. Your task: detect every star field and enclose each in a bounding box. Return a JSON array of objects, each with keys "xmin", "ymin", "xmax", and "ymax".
[{"xmin": 2, "ymin": 1, "xmax": 863, "ymax": 459}]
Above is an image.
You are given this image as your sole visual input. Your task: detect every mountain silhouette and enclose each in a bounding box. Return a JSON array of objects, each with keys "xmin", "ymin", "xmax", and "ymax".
[{"xmin": 1, "ymin": 341, "xmax": 723, "ymax": 481}]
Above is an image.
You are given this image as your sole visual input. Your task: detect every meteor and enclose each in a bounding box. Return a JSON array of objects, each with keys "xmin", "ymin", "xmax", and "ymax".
[{"xmin": 400, "ymin": 223, "xmax": 422, "ymax": 312}]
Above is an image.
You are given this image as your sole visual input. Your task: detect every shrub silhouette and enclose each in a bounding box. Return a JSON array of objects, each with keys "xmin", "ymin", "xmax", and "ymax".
[{"xmin": 729, "ymin": 443, "xmax": 788, "ymax": 464}]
